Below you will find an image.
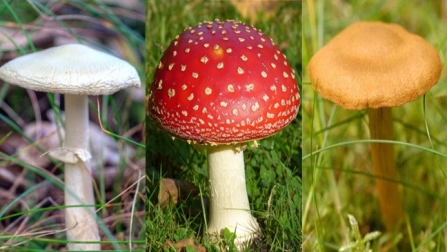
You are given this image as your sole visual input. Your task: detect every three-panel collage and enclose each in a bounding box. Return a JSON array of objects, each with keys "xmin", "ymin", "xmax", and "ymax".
[{"xmin": 0, "ymin": 1, "xmax": 445, "ymax": 251}]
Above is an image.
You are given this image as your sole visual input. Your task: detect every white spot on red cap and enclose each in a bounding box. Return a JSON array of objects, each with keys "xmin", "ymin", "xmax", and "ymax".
[
  {"xmin": 168, "ymin": 88, "xmax": 175, "ymax": 98},
  {"xmin": 251, "ymin": 102, "xmax": 260, "ymax": 111},
  {"xmin": 205, "ymin": 87, "xmax": 212, "ymax": 95}
]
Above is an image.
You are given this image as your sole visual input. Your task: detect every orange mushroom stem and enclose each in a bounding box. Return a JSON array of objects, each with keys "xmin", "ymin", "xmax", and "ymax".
[{"xmin": 368, "ymin": 107, "xmax": 404, "ymax": 230}]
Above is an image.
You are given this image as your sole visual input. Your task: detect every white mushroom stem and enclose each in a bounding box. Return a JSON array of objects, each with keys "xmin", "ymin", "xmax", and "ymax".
[
  {"xmin": 206, "ymin": 144, "xmax": 259, "ymax": 249},
  {"xmin": 64, "ymin": 94, "xmax": 100, "ymax": 250},
  {"xmin": 368, "ymin": 107, "xmax": 404, "ymax": 231}
]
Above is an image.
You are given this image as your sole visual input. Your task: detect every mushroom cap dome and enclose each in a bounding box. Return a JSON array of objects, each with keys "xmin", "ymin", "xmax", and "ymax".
[
  {"xmin": 308, "ymin": 21, "xmax": 442, "ymax": 110},
  {"xmin": 148, "ymin": 20, "xmax": 300, "ymax": 145},
  {"xmin": 0, "ymin": 44, "xmax": 140, "ymax": 95}
]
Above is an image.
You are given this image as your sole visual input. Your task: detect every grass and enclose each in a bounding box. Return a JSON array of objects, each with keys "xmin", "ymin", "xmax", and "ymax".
[
  {"xmin": 0, "ymin": 0, "xmax": 145, "ymax": 251},
  {"xmin": 302, "ymin": 0, "xmax": 447, "ymax": 251},
  {"xmin": 146, "ymin": 0, "xmax": 301, "ymax": 251}
]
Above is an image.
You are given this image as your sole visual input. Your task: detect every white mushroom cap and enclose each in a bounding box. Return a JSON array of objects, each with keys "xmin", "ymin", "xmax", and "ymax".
[{"xmin": 0, "ymin": 44, "xmax": 140, "ymax": 95}]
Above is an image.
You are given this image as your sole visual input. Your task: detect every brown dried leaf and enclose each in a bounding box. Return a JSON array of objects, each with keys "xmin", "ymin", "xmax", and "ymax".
[
  {"xmin": 17, "ymin": 115, "xmax": 134, "ymax": 170},
  {"xmin": 163, "ymin": 237, "xmax": 206, "ymax": 252},
  {"xmin": 18, "ymin": 121, "xmax": 61, "ymax": 168},
  {"xmin": 159, "ymin": 178, "xmax": 200, "ymax": 208}
]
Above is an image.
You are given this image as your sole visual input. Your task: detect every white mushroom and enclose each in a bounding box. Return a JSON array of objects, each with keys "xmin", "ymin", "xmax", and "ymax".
[{"xmin": 0, "ymin": 44, "xmax": 141, "ymax": 250}]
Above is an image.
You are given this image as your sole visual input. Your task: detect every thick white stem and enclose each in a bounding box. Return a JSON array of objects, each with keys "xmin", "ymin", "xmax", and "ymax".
[
  {"xmin": 206, "ymin": 145, "xmax": 259, "ymax": 249},
  {"xmin": 64, "ymin": 94, "xmax": 100, "ymax": 250}
]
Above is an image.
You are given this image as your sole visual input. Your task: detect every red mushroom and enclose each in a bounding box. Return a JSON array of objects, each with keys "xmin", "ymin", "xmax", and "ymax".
[{"xmin": 148, "ymin": 19, "xmax": 300, "ymax": 247}]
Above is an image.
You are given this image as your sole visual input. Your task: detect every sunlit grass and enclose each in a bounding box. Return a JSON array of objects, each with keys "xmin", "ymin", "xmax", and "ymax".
[{"xmin": 303, "ymin": 0, "xmax": 447, "ymax": 251}]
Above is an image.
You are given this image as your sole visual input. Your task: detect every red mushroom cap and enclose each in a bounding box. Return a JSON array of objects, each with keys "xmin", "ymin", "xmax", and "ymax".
[{"xmin": 149, "ymin": 19, "xmax": 300, "ymax": 145}]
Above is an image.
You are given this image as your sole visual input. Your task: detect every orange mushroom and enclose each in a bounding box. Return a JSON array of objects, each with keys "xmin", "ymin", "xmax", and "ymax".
[{"xmin": 308, "ymin": 21, "xmax": 442, "ymax": 231}]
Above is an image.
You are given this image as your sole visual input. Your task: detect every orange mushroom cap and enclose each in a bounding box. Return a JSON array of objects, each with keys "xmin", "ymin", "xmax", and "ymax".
[{"xmin": 308, "ymin": 21, "xmax": 442, "ymax": 110}]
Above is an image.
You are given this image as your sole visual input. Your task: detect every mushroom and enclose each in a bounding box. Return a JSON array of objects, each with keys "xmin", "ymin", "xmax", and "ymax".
[
  {"xmin": 148, "ymin": 19, "xmax": 300, "ymax": 248},
  {"xmin": 307, "ymin": 21, "xmax": 442, "ymax": 231},
  {"xmin": 0, "ymin": 44, "xmax": 141, "ymax": 250}
]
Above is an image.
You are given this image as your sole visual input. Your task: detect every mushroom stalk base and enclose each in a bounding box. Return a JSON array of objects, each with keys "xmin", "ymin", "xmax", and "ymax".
[
  {"xmin": 64, "ymin": 94, "xmax": 100, "ymax": 250},
  {"xmin": 206, "ymin": 145, "xmax": 259, "ymax": 249},
  {"xmin": 368, "ymin": 107, "xmax": 404, "ymax": 231}
]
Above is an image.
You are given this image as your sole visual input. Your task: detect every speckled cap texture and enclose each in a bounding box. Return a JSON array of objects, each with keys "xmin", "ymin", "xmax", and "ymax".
[
  {"xmin": 148, "ymin": 20, "xmax": 300, "ymax": 145},
  {"xmin": 307, "ymin": 21, "xmax": 442, "ymax": 110}
]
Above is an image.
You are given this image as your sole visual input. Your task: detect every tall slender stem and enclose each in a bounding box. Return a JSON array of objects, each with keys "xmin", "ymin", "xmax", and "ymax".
[
  {"xmin": 64, "ymin": 94, "xmax": 100, "ymax": 250},
  {"xmin": 368, "ymin": 107, "xmax": 404, "ymax": 231}
]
